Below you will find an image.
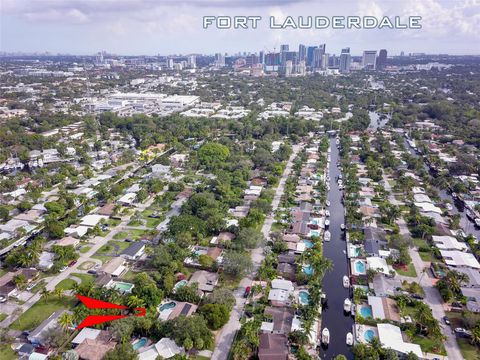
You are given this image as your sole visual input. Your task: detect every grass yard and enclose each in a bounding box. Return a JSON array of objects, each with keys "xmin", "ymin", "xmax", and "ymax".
[
  {"xmin": 71, "ymin": 273, "xmax": 94, "ymax": 285},
  {"xmin": 113, "ymin": 231, "xmax": 129, "ymax": 240},
  {"xmin": 79, "ymin": 246, "xmax": 91, "ymax": 254},
  {"xmin": 78, "ymin": 261, "xmax": 96, "ymax": 270},
  {"xmin": 0, "ymin": 313, "xmax": 7, "ymax": 322},
  {"xmin": 96, "ymin": 240, "xmax": 130, "ymax": 256},
  {"xmin": 55, "ymin": 279, "xmax": 77, "ymax": 291},
  {"xmin": 411, "ymin": 334, "xmax": 446, "ymax": 355},
  {"xmin": 129, "ymin": 229, "xmax": 150, "ymax": 240},
  {"xmin": 92, "ymin": 255, "xmax": 111, "ymax": 264},
  {"xmin": 457, "ymin": 338, "xmax": 480, "ymax": 360},
  {"xmin": 30, "ymin": 280, "xmax": 46, "ymax": 293},
  {"xmin": 10, "ymin": 296, "xmax": 77, "ymax": 331},
  {"xmin": 0, "ymin": 344, "xmax": 16, "ymax": 360},
  {"xmin": 395, "ymin": 263, "xmax": 417, "ymax": 277}
]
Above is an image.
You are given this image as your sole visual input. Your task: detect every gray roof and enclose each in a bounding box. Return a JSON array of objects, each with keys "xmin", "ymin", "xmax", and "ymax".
[
  {"xmin": 364, "ymin": 227, "xmax": 387, "ymax": 256},
  {"xmin": 121, "ymin": 241, "xmax": 145, "ymax": 257}
]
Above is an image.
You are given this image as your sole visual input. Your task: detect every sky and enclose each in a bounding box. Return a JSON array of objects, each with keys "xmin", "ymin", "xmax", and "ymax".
[{"xmin": 1, "ymin": 0, "xmax": 480, "ymax": 56}]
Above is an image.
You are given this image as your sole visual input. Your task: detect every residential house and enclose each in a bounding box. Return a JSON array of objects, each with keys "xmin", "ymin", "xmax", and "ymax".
[
  {"xmin": 258, "ymin": 333, "xmax": 288, "ymax": 360},
  {"xmin": 188, "ymin": 270, "xmax": 219, "ymax": 293},
  {"xmin": 439, "ymin": 250, "xmax": 480, "ymax": 269},
  {"xmin": 138, "ymin": 338, "xmax": 183, "ymax": 360},
  {"xmin": 38, "ymin": 251, "xmax": 55, "ymax": 270},
  {"xmin": 268, "ymin": 279, "xmax": 294, "ymax": 307},
  {"xmin": 261, "ymin": 307, "xmax": 294, "ymax": 334},
  {"xmin": 55, "ymin": 236, "xmax": 80, "ymax": 247},
  {"xmin": 432, "ymin": 235, "xmax": 468, "ymax": 251},
  {"xmin": 74, "ymin": 332, "xmax": 117, "ymax": 360},
  {"xmin": 121, "ymin": 242, "xmax": 146, "ymax": 260},
  {"xmin": 377, "ymin": 323, "xmax": 423, "ymax": 358},
  {"xmin": 364, "ymin": 227, "xmax": 388, "ymax": 257},
  {"xmin": 99, "ymin": 257, "xmax": 127, "ymax": 277},
  {"xmin": 372, "ymin": 274, "xmax": 402, "ymax": 297}
]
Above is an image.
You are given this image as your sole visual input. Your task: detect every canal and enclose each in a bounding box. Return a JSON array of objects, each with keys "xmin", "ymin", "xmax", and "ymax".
[{"xmin": 320, "ymin": 137, "xmax": 354, "ymax": 359}]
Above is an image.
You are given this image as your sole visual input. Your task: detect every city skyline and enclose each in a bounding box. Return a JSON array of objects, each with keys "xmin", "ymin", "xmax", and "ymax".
[{"xmin": 1, "ymin": 0, "xmax": 480, "ymax": 55}]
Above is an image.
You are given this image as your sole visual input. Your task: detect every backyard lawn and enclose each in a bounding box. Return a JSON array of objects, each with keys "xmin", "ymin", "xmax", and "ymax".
[
  {"xmin": 10, "ymin": 296, "xmax": 77, "ymax": 331},
  {"xmin": 0, "ymin": 344, "xmax": 16, "ymax": 360},
  {"xmin": 55, "ymin": 279, "xmax": 77, "ymax": 291},
  {"xmin": 71, "ymin": 273, "xmax": 95, "ymax": 285},
  {"xmin": 395, "ymin": 263, "xmax": 417, "ymax": 277}
]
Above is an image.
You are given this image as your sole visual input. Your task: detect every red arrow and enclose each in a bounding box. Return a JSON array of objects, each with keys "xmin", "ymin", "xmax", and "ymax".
[{"xmin": 74, "ymin": 294, "xmax": 146, "ymax": 330}]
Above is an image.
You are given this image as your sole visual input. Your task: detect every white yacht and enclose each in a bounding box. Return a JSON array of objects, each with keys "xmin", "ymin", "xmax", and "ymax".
[
  {"xmin": 343, "ymin": 275, "xmax": 350, "ymax": 288},
  {"xmin": 322, "ymin": 328, "xmax": 330, "ymax": 345},
  {"xmin": 343, "ymin": 298, "xmax": 352, "ymax": 313},
  {"xmin": 324, "ymin": 230, "xmax": 331, "ymax": 242},
  {"xmin": 325, "ymin": 219, "xmax": 330, "ymax": 228},
  {"xmin": 346, "ymin": 332, "xmax": 354, "ymax": 346},
  {"xmin": 326, "ymin": 200, "xmax": 330, "ymax": 207},
  {"xmin": 325, "ymin": 210, "xmax": 330, "ymax": 217},
  {"xmin": 340, "ymin": 223, "xmax": 346, "ymax": 231}
]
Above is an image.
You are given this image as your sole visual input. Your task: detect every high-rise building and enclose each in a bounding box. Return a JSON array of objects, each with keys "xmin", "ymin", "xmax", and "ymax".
[
  {"xmin": 362, "ymin": 50, "xmax": 377, "ymax": 70},
  {"xmin": 259, "ymin": 51, "xmax": 265, "ymax": 65},
  {"xmin": 167, "ymin": 58, "xmax": 174, "ymax": 69},
  {"xmin": 298, "ymin": 44, "xmax": 306, "ymax": 62},
  {"xmin": 246, "ymin": 54, "xmax": 259, "ymax": 67},
  {"xmin": 285, "ymin": 60, "xmax": 293, "ymax": 77},
  {"xmin": 339, "ymin": 48, "xmax": 351, "ymax": 73},
  {"xmin": 306, "ymin": 46, "xmax": 317, "ymax": 68},
  {"xmin": 297, "ymin": 60, "xmax": 306, "ymax": 76},
  {"xmin": 313, "ymin": 48, "xmax": 324, "ymax": 69},
  {"xmin": 214, "ymin": 53, "xmax": 225, "ymax": 67},
  {"xmin": 187, "ymin": 55, "xmax": 196, "ymax": 69},
  {"xmin": 376, "ymin": 49, "xmax": 387, "ymax": 70},
  {"xmin": 321, "ymin": 53, "xmax": 329, "ymax": 70},
  {"xmin": 280, "ymin": 44, "xmax": 289, "ymax": 68},
  {"xmin": 280, "ymin": 44, "xmax": 289, "ymax": 52}
]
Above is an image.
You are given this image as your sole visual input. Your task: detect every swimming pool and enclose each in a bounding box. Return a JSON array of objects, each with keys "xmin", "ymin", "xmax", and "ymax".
[
  {"xmin": 303, "ymin": 240, "xmax": 314, "ymax": 249},
  {"xmin": 310, "ymin": 219, "xmax": 319, "ymax": 225},
  {"xmin": 364, "ymin": 329, "xmax": 375, "ymax": 342},
  {"xmin": 359, "ymin": 305, "xmax": 373, "ymax": 318},
  {"xmin": 303, "ymin": 265, "xmax": 314, "ymax": 276},
  {"xmin": 112, "ymin": 281, "xmax": 134, "ymax": 293},
  {"xmin": 132, "ymin": 338, "xmax": 147, "ymax": 350},
  {"xmin": 159, "ymin": 301, "xmax": 176, "ymax": 312},
  {"xmin": 298, "ymin": 291, "xmax": 310, "ymax": 306},
  {"xmin": 173, "ymin": 279, "xmax": 187, "ymax": 291},
  {"xmin": 309, "ymin": 230, "xmax": 320, "ymax": 237},
  {"xmin": 355, "ymin": 261, "xmax": 366, "ymax": 274}
]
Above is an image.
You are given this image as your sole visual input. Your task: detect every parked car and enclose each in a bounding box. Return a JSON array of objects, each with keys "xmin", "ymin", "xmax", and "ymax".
[
  {"xmin": 26, "ymin": 282, "xmax": 36, "ymax": 291},
  {"xmin": 59, "ymin": 266, "xmax": 68, "ymax": 272},
  {"xmin": 0, "ymin": 296, "xmax": 7, "ymax": 303},
  {"xmin": 87, "ymin": 269, "xmax": 97, "ymax": 275},
  {"xmin": 411, "ymin": 293, "xmax": 424, "ymax": 300},
  {"xmin": 454, "ymin": 328, "xmax": 472, "ymax": 337},
  {"xmin": 68, "ymin": 260, "xmax": 77, "ymax": 267},
  {"xmin": 244, "ymin": 286, "xmax": 251, "ymax": 298},
  {"xmin": 442, "ymin": 316, "xmax": 450, "ymax": 325}
]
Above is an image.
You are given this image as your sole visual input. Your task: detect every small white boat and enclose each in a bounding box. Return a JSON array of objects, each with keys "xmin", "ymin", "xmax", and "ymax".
[
  {"xmin": 326, "ymin": 200, "xmax": 330, "ymax": 207},
  {"xmin": 340, "ymin": 223, "xmax": 346, "ymax": 231},
  {"xmin": 325, "ymin": 219, "xmax": 330, "ymax": 228},
  {"xmin": 322, "ymin": 328, "xmax": 330, "ymax": 345},
  {"xmin": 343, "ymin": 298, "xmax": 352, "ymax": 313},
  {"xmin": 325, "ymin": 210, "xmax": 330, "ymax": 217},
  {"xmin": 343, "ymin": 275, "xmax": 350, "ymax": 288},
  {"xmin": 324, "ymin": 230, "xmax": 331, "ymax": 242},
  {"xmin": 346, "ymin": 332, "xmax": 353, "ymax": 346},
  {"xmin": 445, "ymin": 203, "xmax": 453, "ymax": 211}
]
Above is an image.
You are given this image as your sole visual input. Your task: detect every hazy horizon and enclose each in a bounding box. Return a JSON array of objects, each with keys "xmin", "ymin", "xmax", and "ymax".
[{"xmin": 1, "ymin": 0, "xmax": 480, "ymax": 56}]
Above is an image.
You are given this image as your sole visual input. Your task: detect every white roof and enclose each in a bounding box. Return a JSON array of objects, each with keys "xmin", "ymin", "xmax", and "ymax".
[
  {"xmin": 432, "ymin": 236, "xmax": 468, "ymax": 251},
  {"xmin": 0, "ymin": 219, "xmax": 29, "ymax": 233},
  {"xmin": 154, "ymin": 338, "xmax": 183, "ymax": 359},
  {"xmin": 377, "ymin": 323, "xmax": 423, "ymax": 358},
  {"xmin": 118, "ymin": 193, "xmax": 136, "ymax": 204},
  {"xmin": 414, "ymin": 202, "xmax": 442, "ymax": 214},
  {"xmin": 413, "ymin": 194, "xmax": 432, "ymax": 203},
  {"xmin": 440, "ymin": 250, "xmax": 480, "ymax": 269},
  {"xmin": 367, "ymin": 257, "xmax": 391, "ymax": 275},
  {"xmin": 268, "ymin": 289, "xmax": 290, "ymax": 302},
  {"xmin": 80, "ymin": 214, "xmax": 108, "ymax": 227},
  {"xmin": 71, "ymin": 328, "xmax": 100, "ymax": 344},
  {"xmin": 64, "ymin": 225, "xmax": 89, "ymax": 238},
  {"xmin": 271, "ymin": 279, "xmax": 294, "ymax": 291},
  {"xmin": 368, "ymin": 296, "xmax": 385, "ymax": 319}
]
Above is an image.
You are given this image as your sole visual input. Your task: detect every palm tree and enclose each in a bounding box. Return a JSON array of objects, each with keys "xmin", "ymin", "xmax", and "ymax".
[
  {"xmin": 470, "ymin": 324, "xmax": 480, "ymax": 346},
  {"xmin": 40, "ymin": 287, "xmax": 51, "ymax": 303},
  {"xmin": 58, "ymin": 312, "xmax": 74, "ymax": 330},
  {"xmin": 54, "ymin": 288, "xmax": 63, "ymax": 299},
  {"xmin": 126, "ymin": 295, "xmax": 145, "ymax": 309}
]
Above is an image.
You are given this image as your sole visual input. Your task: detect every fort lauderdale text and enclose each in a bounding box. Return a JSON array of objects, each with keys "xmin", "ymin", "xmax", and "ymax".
[{"xmin": 203, "ymin": 15, "xmax": 422, "ymax": 30}]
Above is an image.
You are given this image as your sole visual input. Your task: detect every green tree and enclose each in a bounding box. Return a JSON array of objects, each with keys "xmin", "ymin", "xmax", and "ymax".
[
  {"xmin": 103, "ymin": 342, "xmax": 138, "ymax": 360},
  {"xmin": 223, "ymin": 251, "xmax": 253, "ymax": 278},
  {"xmin": 198, "ymin": 142, "xmax": 230, "ymax": 169},
  {"xmin": 200, "ymin": 303, "xmax": 230, "ymax": 330}
]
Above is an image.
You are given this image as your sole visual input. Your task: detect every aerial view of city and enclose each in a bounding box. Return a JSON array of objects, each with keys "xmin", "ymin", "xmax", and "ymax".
[{"xmin": 0, "ymin": 1, "xmax": 480, "ymax": 360}]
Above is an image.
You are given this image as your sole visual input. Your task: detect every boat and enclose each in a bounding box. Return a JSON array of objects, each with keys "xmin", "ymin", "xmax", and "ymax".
[
  {"xmin": 325, "ymin": 219, "xmax": 330, "ymax": 228},
  {"xmin": 324, "ymin": 230, "xmax": 331, "ymax": 242},
  {"xmin": 325, "ymin": 210, "xmax": 330, "ymax": 217},
  {"xmin": 343, "ymin": 298, "xmax": 352, "ymax": 313},
  {"xmin": 326, "ymin": 200, "xmax": 330, "ymax": 207},
  {"xmin": 346, "ymin": 332, "xmax": 354, "ymax": 346},
  {"xmin": 321, "ymin": 328, "xmax": 330, "ymax": 345},
  {"xmin": 340, "ymin": 223, "xmax": 346, "ymax": 231},
  {"xmin": 445, "ymin": 203, "xmax": 453, "ymax": 211},
  {"xmin": 343, "ymin": 275, "xmax": 350, "ymax": 288}
]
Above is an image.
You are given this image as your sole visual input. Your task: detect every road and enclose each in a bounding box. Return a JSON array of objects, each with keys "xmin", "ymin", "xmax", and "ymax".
[{"xmin": 211, "ymin": 143, "xmax": 304, "ymax": 360}]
